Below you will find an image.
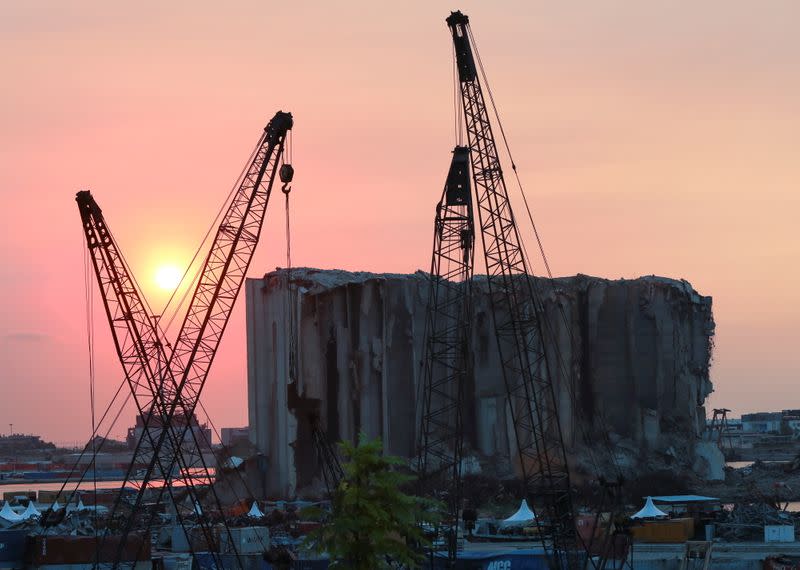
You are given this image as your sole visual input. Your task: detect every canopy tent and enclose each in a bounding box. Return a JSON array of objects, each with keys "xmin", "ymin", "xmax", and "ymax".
[
  {"xmin": 501, "ymin": 499, "xmax": 536, "ymax": 528},
  {"xmin": 21, "ymin": 502, "xmax": 40, "ymax": 519},
  {"xmin": 248, "ymin": 502, "xmax": 265, "ymax": 518},
  {"xmin": 0, "ymin": 502, "xmax": 23, "ymax": 523},
  {"xmin": 631, "ymin": 496, "xmax": 668, "ymax": 519}
]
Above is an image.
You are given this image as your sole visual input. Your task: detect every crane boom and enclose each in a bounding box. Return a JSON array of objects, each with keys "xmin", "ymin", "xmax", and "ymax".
[
  {"xmin": 75, "ymin": 191, "xmax": 230, "ymax": 569},
  {"xmin": 446, "ymin": 11, "xmax": 580, "ymax": 568},
  {"xmin": 76, "ymin": 110, "xmax": 292, "ymax": 569},
  {"xmin": 133, "ymin": 110, "xmax": 293, "ymax": 517}
]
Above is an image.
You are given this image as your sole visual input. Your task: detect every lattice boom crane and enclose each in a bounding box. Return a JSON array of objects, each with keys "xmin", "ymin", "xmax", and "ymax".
[
  {"xmin": 445, "ymin": 11, "xmax": 580, "ymax": 568},
  {"xmin": 76, "ymin": 110, "xmax": 292, "ymax": 569}
]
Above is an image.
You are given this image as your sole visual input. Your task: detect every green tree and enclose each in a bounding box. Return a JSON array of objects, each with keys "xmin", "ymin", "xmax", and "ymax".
[{"xmin": 304, "ymin": 434, "xmax": 439, "ymax": 569}]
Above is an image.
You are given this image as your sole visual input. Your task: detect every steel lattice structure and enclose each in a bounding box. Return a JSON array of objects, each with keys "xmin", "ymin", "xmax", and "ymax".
[
  {"xmin": 139, "ymin": 111, "xmax": 293, "ymax": 504},
  {"xmin": 446, "ymin": 12, "xmax": 580, "ymax": 569},
  {"xmin": 417, "ymin": 146, "xmax": 474, "ymax": 564},
  {"xmin": 76, "ymin": 191, "xmax": 232, "ymax": 570},
  {"xmin": 75, "ymin": 111, "xmax": 292, "ymax": 569},
  {"xmin": 310, "ymin": 414, "xmax": 345, "ymax": 497}
]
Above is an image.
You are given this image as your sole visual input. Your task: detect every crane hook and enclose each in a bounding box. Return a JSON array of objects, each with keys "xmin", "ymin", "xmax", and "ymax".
[{"xmin": 280, "ymin": 163, "xmax": 294, "ymax": 195}]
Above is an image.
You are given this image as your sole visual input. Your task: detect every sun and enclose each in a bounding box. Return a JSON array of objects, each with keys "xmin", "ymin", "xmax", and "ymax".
[{"xmin": 154, "ymin": 264, "xmax": 182, "ymax": 291}]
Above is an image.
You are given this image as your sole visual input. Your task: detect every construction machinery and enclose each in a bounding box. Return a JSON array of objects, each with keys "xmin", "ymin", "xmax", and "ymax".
[
  {"xmin": 416, "ymin": 146, "xmax": 474, "ymax": 562},
  {"xmin": 417, "ymin": 11, "xmax": 585, "ymax": 568},
  {"xmin": 73, "ymin": 111, "xmax": 293, "ymax": 568}
]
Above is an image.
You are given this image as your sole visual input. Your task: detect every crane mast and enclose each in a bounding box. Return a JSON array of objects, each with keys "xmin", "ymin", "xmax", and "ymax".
[
  {"xmin": 417, "ymin": 146, "xmax": 474, "ymax": 564},
  {"xmin": 446, "ymin": 11, "xmax": 579, "ymax": 567}
]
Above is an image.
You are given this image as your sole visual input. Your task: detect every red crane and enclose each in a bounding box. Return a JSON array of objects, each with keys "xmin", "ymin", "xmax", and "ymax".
[{"xmin": 75, "ymin": 111, "xmax": 293, "ymax": 568}]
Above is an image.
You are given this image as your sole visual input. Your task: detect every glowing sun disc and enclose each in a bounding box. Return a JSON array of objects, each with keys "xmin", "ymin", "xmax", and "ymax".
[{"xmin": 155, "ymin": 265, "xmax": 182, "ymax": 291}]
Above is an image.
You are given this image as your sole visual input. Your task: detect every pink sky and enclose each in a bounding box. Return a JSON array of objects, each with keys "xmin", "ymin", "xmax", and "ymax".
[{"xmin": 1, "ymin": 2, "xmax": 798, "ymax": 444}]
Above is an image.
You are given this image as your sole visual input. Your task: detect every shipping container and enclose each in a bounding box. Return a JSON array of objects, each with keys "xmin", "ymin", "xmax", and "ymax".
[
  {"xmin": 425, "ymin": 548, "xmax": 552, "ymax": 569},
  {"xmin": 630, "ymin": 518, "xmax": 694, "ymax": 543},
  {"xmin": 2, "ymin": 491, "xmax": 35, "ymax": 503},
  {"xmin": 219, "ymin": 526, "xmax": 269, "ymax": 555},
  {"xmin": 195, "ymin": 553, "xmax": 268, "ymax": 570},
  {"xmin": 765, "ymin": 525, "xmax": 795, "ymax": 543},
  {"xmin": 0, "ymin": 530, "xmax": 28, "ymax": 568},
  {"xmin": 26, "ymin": 534, "xmax": 150, "ymax": 565},
  {"xmin": 36, "ymin": 491, "xmax": 60, "ymax": 504},
  {"xmin": 21, "ymin": 472, "xmax": 60, "ymax": 480}
]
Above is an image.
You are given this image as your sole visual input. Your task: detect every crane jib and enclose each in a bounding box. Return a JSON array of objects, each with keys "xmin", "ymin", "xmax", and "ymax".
[
  {"xmin": 446, "ymin": 11, "xmax": 477, "ymax": 82},
  {"xmin": 72, "ymin": 110, "xmax": 292, "ymax": 570}
]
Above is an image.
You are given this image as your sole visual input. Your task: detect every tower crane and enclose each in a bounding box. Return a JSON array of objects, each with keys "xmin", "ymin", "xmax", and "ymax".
[
  {"xmin": 441, "ymin": 11, "xmax": 581, "ymax": 568},
  {"xmin": 75, "ymin": 110, "xmax": 293, "ymax": 568}
]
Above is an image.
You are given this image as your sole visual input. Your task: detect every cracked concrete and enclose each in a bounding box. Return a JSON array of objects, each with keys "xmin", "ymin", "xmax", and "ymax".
[{"xmin": 246, "ymin": 268, "xmax": 715, "ymax": 497}]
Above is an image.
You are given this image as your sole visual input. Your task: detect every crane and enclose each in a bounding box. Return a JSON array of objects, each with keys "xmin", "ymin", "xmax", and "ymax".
[
  {"xmin": 76, "ymin": 110, "xmax": 293, "ymax": 568},
  {"xmin": 444, "ymin": 11, "xmax": 581, "ymax": 568},
  {"xmin": 76, "ymin": 190, "xmax": 237, "ymax": 569},
  {"xmin": 417, "ymin": 145, "xmax": 474, "ymax": 564}
]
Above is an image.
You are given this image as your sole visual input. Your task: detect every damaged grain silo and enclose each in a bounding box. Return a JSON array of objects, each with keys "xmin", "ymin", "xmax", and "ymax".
[{"xmin": 245, "ymin": 268, "xmax": 718, "ymax": 498}]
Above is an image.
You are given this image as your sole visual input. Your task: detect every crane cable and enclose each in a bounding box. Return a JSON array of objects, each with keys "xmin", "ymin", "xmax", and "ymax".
[
  {"xmin": 281, "ymin": 129, "xmax": 297, "ymax": 385},
  {"xmin": 466, "ymin": 27, "xmax": 624, "ymax": 568},
  {"xmin": 82, "ymin": 234, "xmax": 99, "ymax": 548},
  {"xmin": 157, "ymin": 134, "xmax": 264, "ymax": 336},
  {"xmin": 466, "ymin": 25, "xmax": 624, "ymax": 487}
]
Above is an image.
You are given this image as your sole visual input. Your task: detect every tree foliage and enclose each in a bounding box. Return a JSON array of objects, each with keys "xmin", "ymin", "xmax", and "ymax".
[{"xmin": 304, "ymin": 434, "xmax": 439, "ymax": 569}]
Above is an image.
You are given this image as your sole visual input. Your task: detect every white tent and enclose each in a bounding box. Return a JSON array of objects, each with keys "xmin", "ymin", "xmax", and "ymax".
[
  {"xmin": 21, "ymin": 502, "xmax": 40, "ymax": 520},
  {"xmin": 631, "ymin": 496, "xmax": 668, "ymax": 519},
  {"xmin": 501, "ymin": 499, "xmax": 536, "ymax": 527},
  {"xmin": 247, "ymin": 502, "xmax": 265, "ymax": 518},
  {"xmin": 0, "ymin": 502, "xmax": 23, "ymax": 523}
]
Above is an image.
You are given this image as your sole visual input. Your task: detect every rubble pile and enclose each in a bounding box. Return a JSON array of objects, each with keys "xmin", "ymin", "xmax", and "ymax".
[{"xmin": 715, "ymin": 503, "xmax": 797, "ymax": 541}]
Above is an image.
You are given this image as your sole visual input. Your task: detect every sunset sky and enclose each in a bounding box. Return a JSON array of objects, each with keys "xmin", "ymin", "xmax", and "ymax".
[{"xmin": 1, "ymin": 1, "xmax": 798, "ymax": 444}]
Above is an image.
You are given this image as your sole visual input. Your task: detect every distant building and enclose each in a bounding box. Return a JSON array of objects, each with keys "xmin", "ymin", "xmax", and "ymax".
[
  {"xmin": 739, "ymin": 410, "xmax": 800, "ymax": 435},
  {"xmin": 220, "ymin": 427, "xmax": 250, "ymax": 447},
  {"xmin": 741, "ymin": 412, "xmax": 783, "ymax": 434},
  {"xmin": 725, "ymin": 418, "xmax": 743, "ymax": 432},
  {"xmin": 126, "ymin": 413, "xmax": 212, "ymax": 451},
  {"xmin": 0, "ymin": 434, "xmax": 55, "ymax": 458},
  {"xmin": 782, "ymin": 410, "xmax": 800, "ymax": 436}
]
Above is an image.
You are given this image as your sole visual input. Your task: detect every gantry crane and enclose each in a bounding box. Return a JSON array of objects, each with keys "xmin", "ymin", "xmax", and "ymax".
[
  {"xmin": 75, "ymin": 110, "xmax": 293, "ymax": 568},
  {"xmin": 417, "ymin": 146, "xmax": 474, "ymax": 563},
  {"xmin": 429, "ymin": 11, "xmax": 579, "ymax": 568}
]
